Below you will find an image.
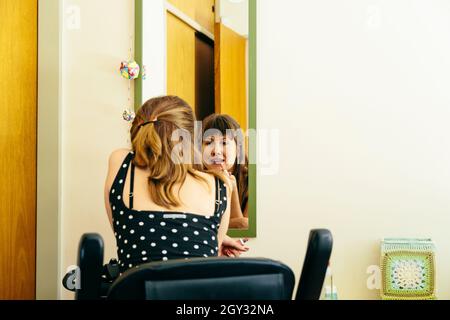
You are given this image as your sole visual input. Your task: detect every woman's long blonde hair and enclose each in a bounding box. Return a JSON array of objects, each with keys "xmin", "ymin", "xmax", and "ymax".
[{"xmin": 130, "ymin": 96, "xmax": 224, "ymax": 209}]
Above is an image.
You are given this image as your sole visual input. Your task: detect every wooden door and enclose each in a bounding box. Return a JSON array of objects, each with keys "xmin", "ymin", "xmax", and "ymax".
[
  {"xmin": 214, "ymin": 22, "xmax": 248, "ymax": 131},
  {"xmin": 194, "ymin": 0, "xmax": 215, "ymax": 35},
  {"xmin": 166, "ymin": 1, "xmax": 215, "ymax": 113},
  {"xmin": 167, "ymin": 12, "xmax": 196, "ymax": 110},
  {"xmin": 0, "ymin": 0, "xmax": 37, "ymax": 299},
  {"xmin": 167, "ymin": 0, "xmax": 215, "ymax": 34}
]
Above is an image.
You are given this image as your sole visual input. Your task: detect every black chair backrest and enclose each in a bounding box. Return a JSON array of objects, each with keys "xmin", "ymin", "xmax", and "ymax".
[
  {"xmin": 75, "ymin": 233, "xmax": 104, "ymax": 300},
  {"xmin": 295, "ymin": 229, "xmax": 333, "ymax": 300},
  {"xmin": 107, "ymin": 257, "xmax": 295, "ymax": 300}
]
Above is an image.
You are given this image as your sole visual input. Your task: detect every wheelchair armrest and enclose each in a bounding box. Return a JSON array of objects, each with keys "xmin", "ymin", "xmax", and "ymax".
[{"xmin": 75, "ymin": 233, "xmax": 105, "ymax": 300}]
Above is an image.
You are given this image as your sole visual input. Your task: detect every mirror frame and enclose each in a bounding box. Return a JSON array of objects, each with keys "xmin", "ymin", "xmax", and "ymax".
[{"xmin": 134, "ymin": 0, "xmax": 257, "ymax": 238}]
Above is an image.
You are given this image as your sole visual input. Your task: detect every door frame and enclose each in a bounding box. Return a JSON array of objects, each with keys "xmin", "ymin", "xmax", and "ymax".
[{"xmin": 36, "ymin": 0, "xmax": 62, "ymax": 299}]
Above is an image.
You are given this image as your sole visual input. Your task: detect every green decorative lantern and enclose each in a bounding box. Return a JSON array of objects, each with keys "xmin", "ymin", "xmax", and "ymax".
[{"xmin": 381, "ymin": 238, "xmax": 436, "ymax": 300}]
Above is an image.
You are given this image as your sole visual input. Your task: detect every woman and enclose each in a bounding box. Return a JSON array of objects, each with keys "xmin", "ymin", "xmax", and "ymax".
[
  {"xmin": 202, "ymin": 114, "xmax": 249, "ymax": 229},
  {"xmin": 104, "ymin": 96, "xmax": 247, "ymax": 272}
]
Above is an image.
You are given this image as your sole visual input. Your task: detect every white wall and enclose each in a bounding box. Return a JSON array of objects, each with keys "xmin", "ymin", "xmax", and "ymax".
[
  {"xmin": 251, "ymin": 0, "xmax": 450, "ymax": 299},
  {"xmin": 218, "ymin": 0, "xmax": 249, "ymax": 37},
  {"xmin": 60, "ymin": 0, "xmax": 132, "ymax": 299},
  {"xmin": 140, "ymin": 0, "xmax": 167, "ymax": 102},
  {"xmin": 56, "ymin": 0, "xmax": 450, "ymax": 300}
]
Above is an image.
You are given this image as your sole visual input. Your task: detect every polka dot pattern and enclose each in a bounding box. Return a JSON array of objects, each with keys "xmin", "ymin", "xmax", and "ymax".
[{"xmin": 109, "ymin": 152, "xmax": 226, "ymax": 273}]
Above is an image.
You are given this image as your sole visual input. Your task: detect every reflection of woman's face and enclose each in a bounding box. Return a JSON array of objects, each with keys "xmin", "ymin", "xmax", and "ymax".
[{"xmin": 203, "ymin": 134, "xmax": 237, "ymax": 172}]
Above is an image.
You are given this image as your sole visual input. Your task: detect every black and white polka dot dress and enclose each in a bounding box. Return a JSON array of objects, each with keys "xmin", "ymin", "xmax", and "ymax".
[{"xmin": 109, "ymin": 152, "xmax": 228, "ymax": 273}]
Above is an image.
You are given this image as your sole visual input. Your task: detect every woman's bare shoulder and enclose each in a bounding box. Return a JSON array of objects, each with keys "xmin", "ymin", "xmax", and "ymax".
[
  {"xmin": 194, "ymin": 170, "xmax": 231, "ymax": 190},
  {"xmin": 194, "ymin": 170, "xmax": 215, "ymax": 183},
  {"xmin": 108, "ymin": 149, "xmax": 132, "ymax": 169},
  {"xmin": 105, "ymin": 149, "xmax": 132, "ymax": 192},
  {"xmin": 192, "ymin": 170, "xmax": 219, "ymax": 189}
]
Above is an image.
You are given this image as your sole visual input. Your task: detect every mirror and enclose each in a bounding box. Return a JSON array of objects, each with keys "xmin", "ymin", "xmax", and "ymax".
[{"xmin": 135, "ymin": 0, "xmax": 256, "ymax": 237}]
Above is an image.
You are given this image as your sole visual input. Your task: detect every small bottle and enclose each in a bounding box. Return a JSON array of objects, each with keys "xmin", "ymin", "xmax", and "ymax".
[{"xmin": 321, "ymin": 262, "xmax": 338, "ymax": 300}]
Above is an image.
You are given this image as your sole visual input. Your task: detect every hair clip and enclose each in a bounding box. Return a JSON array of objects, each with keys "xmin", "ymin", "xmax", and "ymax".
[{"xmin": 138, "ymin": 119, "xmax": 158, "ymax": 129}]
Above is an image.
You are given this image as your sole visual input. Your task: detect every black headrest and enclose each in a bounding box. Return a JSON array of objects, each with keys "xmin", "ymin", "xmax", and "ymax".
[
  {"xmin": 75, "ymin": 233, "xmax": 104, "ymax": 300},
  {"xmin": 295, "ymin": 229, "xmax": 333, "ymax": 300},
  {"xmin": 107, "ymin": 257, "xmax": 295, "ymax": 300}
]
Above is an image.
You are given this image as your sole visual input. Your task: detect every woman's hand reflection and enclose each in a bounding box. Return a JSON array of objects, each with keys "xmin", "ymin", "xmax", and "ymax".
[
  {"xmin": 222, "ymin": 167, "xmax": 249, "ymax": 229},
  {"xmin": 219, "ymin": 235, "xmax": 249, "ymax": 257},
  {"xmin": 224, "ymin": 168, "xmax": 238, "ymax": 193}
]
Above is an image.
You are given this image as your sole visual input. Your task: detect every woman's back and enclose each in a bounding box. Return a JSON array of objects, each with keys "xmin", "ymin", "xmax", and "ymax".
[
  {"xmin": 105, "ymin": 149, "xmax": 229, "ymax": 272},
  {"xmin": 120, "ymin": 153, "xmax": 217, "ymax": 215}
]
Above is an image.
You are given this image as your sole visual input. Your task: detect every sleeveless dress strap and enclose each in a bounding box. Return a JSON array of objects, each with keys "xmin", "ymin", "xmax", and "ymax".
[
  {"xmin": 129, "ymin": 160, "xmax": 135, "ymax": 209},
  {"xmin": 110, "ymin": 152, "xmax": 134, "ymax": 203},
  {"xmin": 214, "ymin": 177, "xmax": 227, "ymax": 219}
]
